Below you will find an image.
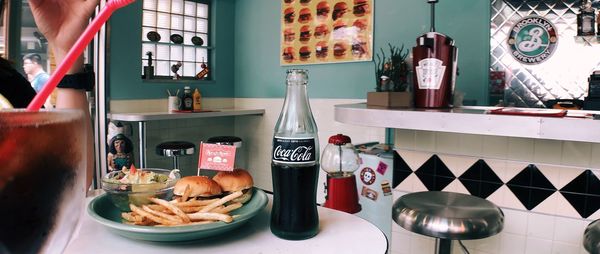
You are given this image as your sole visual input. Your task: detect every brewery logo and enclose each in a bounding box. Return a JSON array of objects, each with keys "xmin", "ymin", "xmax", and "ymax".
[
  {"xmin": 360, "ymin": 167, "xmax": 376, "ymax": 185},
  {"xmin": 508, "ymin": 16, "xmax": 557, "ymax": 64},
  {"xmin": 272, "ymin": 137, "xmax": 316, "ymax": 164},
  {"xmin": 415, "ymin": 58, "xmax": 446, "ymax": 90}
]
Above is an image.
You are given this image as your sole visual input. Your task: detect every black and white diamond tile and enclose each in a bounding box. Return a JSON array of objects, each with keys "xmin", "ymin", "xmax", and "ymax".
[{"xmin": 393, "ymin": 149, "xmax": 600, "ymax": 219}]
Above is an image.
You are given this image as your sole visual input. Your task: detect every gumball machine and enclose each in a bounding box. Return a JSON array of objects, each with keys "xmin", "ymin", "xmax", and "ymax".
[{"xmin": 321, "ymin": 134, "xmax": 362, "ymax": 213}]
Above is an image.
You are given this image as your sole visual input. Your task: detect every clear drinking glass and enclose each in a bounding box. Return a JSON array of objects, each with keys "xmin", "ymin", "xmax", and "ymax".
[{"xmin": 0, "ymin": 109, "xmax": 87, "ymax": 254}]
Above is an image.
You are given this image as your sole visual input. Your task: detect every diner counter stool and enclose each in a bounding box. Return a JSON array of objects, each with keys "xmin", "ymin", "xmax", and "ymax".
[
  {"xmin": 392, "ymin": 191, "xmax": 504, "ymax": 254},
  {"xmin": 155, "ymin": 141, "xmax": 195, "ymax": 170},
  {"xmin": 584, "ymin": 219, "xmax": 600, "ymax": 254}
]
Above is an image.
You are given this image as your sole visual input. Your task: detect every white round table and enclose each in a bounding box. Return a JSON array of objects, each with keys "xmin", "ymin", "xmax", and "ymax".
[{"xmin": 64, "ymin": 191, "xmax": 387, "ymax": 254}]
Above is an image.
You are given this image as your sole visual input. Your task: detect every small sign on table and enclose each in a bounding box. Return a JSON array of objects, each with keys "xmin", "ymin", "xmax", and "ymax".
[{"xmin": 198, "ymin": 143, "xmax": 236, "ymax": 174}]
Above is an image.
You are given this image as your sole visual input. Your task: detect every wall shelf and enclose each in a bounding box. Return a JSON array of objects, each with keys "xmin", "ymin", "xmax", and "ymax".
[{"xmin": 334, "ymin": 103, "xmax": 600, "ymax": 143}]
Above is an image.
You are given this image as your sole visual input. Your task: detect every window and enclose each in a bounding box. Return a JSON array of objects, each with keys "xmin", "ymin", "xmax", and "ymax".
[{"xmin": 141, "ymin": 0, "xmax": 210, "ymax": 80}]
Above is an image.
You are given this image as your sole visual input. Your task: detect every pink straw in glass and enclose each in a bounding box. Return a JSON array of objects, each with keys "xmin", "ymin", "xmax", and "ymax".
[{"xmin": 27, "ymin": 0, "xmax": 136, "ymax": 110}]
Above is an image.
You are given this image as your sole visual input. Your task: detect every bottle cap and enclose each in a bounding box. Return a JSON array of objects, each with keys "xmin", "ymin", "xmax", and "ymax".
[{"xmin": 328, "ymin": 134, "xmax": 351, "ymax": 145}]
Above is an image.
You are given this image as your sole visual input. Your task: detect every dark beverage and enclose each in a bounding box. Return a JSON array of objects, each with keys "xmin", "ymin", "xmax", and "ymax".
[
  {"xmin": 0, "ymin": 110, "xmax": 86, "ymax": 254},
  {"xmin": 270, "ymin": 163, "xmax": 319, "ymax": 240},
  {"xmin": 270, "ymin": 69, "xmax": 319, "ymax": 240}
]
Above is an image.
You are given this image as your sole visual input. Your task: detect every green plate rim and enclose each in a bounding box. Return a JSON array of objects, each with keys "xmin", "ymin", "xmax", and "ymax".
[{"xmin": 87, "ymin": 187, "xmax": 268, "ymax": 234}]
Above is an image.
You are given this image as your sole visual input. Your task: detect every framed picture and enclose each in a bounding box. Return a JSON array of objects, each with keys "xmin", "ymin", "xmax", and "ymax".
[{"xmin": 280, "ymin": 0, "xmax": 373, "ymax": 65}]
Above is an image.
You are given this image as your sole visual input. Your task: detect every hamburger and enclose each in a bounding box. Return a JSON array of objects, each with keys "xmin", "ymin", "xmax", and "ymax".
[
  {"xmin": 300, "ymin": 0, "xmax": 311, "ymax": 5},
  {"xmin": 352, "ymin": 39, "xmax": 368, "ymax": 58},
  {"xmin": 298, "ymin": 8, "xmax": 312, "ymax": 23},
  {"xmin": 212, "ymin": 169, "xmax": 254, "ymax": 204},
  {"xmin": 316, "ymin": 1, "xmax": 330, "ymax": 19},
  {"xmin": 299, "ymin": 46, "xmax": 311, "ymax": 61},
  {"xmin": 315, "ymin": 41, "xmax": 329, "ymax": 59},
  {"xmin": 173, "ymin": 176, "xmax": 222, "ymax": 200},
  {"xmin": 332, "ymin": 2, "xmax": 348, "ymax": 21},
  {"xmin": 353, "ymin": 0, "xmax": 369, "ymax": 17},
  {"xmin": 282, "ymin": 47, "xmax": 295, "ymax": 62},
  {"xmin": 284, "ymin": 0, "xmax": 294, "ymax": 3},
  {"xmin": 299, "ymin": 25, "xmax": 311, "ymax": 43},
  {"xmin": 284, "ymin": 8, "xmax": 295, "ymax": 24},
  {"xmin": 333, "ymin": 42, "xmax": 347, "ymax": 59},
  {"xmin": 284, "ymin": 28, "xmax": 295, "ymax": 43},
  {"xmin": 353, "ymin": 18, "xmax": 368, "ymax": 32},
  {"xmin": 314, "ymin": 24, "xmax": 329, "ymax": 39}
]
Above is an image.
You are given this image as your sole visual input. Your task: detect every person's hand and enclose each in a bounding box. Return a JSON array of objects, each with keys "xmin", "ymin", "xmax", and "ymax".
[{"xmin": 29, "ymin": 0, "xmax": 99, "ymax": 73}]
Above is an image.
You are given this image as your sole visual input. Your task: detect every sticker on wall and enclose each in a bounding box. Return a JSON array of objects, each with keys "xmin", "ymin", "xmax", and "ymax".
[
  {"xmin": 280, "ymin": 0, "xmax": 373, "ymax": 65},
  {"xmin": 507, "ymin": 16, "xmax": 558, "ymax": 65},
  {"xmin": 361, "ymin": 186, "xmax": 378, "ymax": 201},
  {"xmin": 360, "ymin": 167, "xmax": 376, "ymax": 185},
  {"xmin": 376, "ymin": 161, "xmax": 388, "ymax": 175},
  {"xmin": 381, "ymin": 180, "xmax": 392, "ymax": 196}
]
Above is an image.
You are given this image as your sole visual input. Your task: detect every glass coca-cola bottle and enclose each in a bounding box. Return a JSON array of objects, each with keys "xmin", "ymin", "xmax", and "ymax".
[{"xmin": 270, "ymin": 69, "xmax": 319, "ymax": 240}]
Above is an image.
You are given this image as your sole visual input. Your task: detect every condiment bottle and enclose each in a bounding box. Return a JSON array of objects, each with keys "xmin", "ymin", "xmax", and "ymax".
[
  {"xmin": 193, "ymin": 88, "xmax": 202, "ymax": 111},
  {"xmin": 182, "ymin": 86, "xmax": 193, "ymax": 111}
]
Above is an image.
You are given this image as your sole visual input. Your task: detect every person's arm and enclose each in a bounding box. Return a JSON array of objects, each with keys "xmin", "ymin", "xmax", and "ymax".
[{"xmin": 29, "ymin": 0, "xmax": 100, "ymax": 188}]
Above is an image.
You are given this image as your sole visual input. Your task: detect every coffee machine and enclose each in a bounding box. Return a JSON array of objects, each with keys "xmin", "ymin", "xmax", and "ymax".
[{"xmin": 412, "ymin": 0, "xmax": 458, "ymax": 108}]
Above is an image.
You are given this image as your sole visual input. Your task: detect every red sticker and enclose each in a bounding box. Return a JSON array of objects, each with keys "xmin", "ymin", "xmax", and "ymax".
[
  {"xmin": 360, "ymin": 167, "xmax": 376, "ymax": 185},
  {"xmin": 376, "ymin": 161, "xmax": 388, "ymax": 175},
  {"xmin": 198, "ymin": 143, "xmax": 236, "ymax": 172}
]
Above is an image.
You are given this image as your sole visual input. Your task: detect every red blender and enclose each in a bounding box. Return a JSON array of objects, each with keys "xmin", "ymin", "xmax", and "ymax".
[
  {"xmin": 321, "ymin": 134, "xmax": 361, "ymax": 214},
  {"xmin": 412, "ymin": 0, "xmax": 458, "ymax": 108}
]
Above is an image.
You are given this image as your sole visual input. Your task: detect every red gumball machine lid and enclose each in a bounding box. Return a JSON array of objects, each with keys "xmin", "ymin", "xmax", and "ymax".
[{"xmin": 328, "ymin": 134, "xmax": 351, "ymax": 145}]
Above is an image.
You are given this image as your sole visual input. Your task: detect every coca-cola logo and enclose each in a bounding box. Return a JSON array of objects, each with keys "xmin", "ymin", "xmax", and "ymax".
[
  {"xmin": 272, "ymin": 137, "xmax": 316, "ymax": 163},
  {"xmin": 273, "ymin": 145, "xmax": 313, "ymax": 162}
]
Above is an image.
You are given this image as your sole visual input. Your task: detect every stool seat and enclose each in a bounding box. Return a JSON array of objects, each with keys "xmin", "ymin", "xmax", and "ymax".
[
  {"xmin": 392, "ymin": 191, "xmax": 504, "ymax": 240},
  {"xmin": 584, "ymin": 219, "xmax": 600, "ymax": 254},
  {"xmin": 156, "ymin": 141, "xmax": 195, "ymax": 157}
]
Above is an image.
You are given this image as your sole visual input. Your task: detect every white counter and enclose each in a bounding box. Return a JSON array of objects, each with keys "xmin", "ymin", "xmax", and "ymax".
[
  {"xmin": 64, "ymin": 192, "xmax": 388, "ymax": 254},
  {"xmin": 335, "ymin": 103, "xmax": 600, "ymax": 143}
]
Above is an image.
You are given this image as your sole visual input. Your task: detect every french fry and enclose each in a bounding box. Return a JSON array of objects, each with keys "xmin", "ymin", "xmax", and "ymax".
[
  {"xmin": 212, "ymin": 202, "xmax": 242, "ymax": 214},
  {"xmin": 150, "ymin": 197, "xmax": 191, "ymax": 223},
  {"xmin": 200, "ymin": 191, "xmax": 243, "ymax": 212},
  {"xmin": 181, "ymin": 184, "xmax": 191, "ymax": 202},
  {"xmin": 188, "ymin": 212, "xmax": 233, "ymax": 223},
  {"xmin": 142, "ymin": 205, "xmax": 183, "ymax": 223},
  {"xmin": 178, "ymin": 206, "xmax": 205, "ymax": 213},
  {"xmin": 129, "ymin": 204, "xmax": 179, "ymax": 225},
  {"xmin": 121, "ymin": 212, "xmax": 142, "ymax": 223}
]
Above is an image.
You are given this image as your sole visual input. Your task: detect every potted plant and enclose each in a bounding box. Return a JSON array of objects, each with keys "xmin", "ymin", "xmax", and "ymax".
[{"xmin": 367, "ymin": 43, "xmax": 412, "ymax": 107}]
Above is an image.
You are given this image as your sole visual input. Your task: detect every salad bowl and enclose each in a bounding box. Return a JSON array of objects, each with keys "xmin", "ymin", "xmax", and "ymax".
[{"xmin": 102, "ymin": 168, "xmax": 181, "ymax": 211}]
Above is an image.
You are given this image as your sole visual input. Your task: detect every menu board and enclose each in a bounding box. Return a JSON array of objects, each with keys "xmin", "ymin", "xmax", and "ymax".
[{"xmin": 280, "ymin": 0, "xmax": 373, "ymax": 65}]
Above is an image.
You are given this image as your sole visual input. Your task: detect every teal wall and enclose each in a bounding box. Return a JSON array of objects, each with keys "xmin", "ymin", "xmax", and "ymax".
[
  {"xmin": 108, "ymin": 0, "xmax": 236, "ymax": 99},
  {"xmin": 109, "ymin": 0, "xmax": 490, "ymax": 104}
]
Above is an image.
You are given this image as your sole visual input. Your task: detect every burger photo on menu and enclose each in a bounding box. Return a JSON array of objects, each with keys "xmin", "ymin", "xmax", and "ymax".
[
  {"xmin": 315, "ymin": 41, "xmax": 329, "ymax": 59},
  {"xmin": 314, "ymin": 24, "xmax": 329, "ymax": 39},
  {"xmin": 332, "ymin": 19, "xmax": 347, "ymax": 40},
  {"xmin": 353, "ymin": 18, "xmax": 368, "ymax": 32},
  {"xmin": 299, "ymin": 25, "xmax": 312, "ymax": 43},
  {"xmin": 284, "ymin": 28, "xmax": 295, "ymax": 43},
  {"xmin": 300, "ymin": 0, "xmax": 311, "ymax": 5},
  {"xmin": 352, "ymin": 35, "xmax": 368, "ymax": 58},
  {"xmin": 316, "ymin": 1, "xmax": 330, "ymax": 20},
  {"xmin": 333, "ymin": 42, "xmax": 348, "ymax": 59},
  {"xmin": 299, "ymin": 46, "xmax": 312, "ymax": 61},
  {"xmin": 282, "ymin": 47, "xmax": 295, "ymax": 63},
  {"xmin": 353, "ymin": 0, "xmax": 370, "ymax": 17},
  {"xmin": 332, "ymin": 2, "xmax": 348, "ymax": 21},
  {"xmin": 284, "ymin": 7, "xmax": 295, "ymax": 24},
  {"xmin": 212, "ymin": 169, "xmax": 255, "ymax": 204},
  {"xmin": 298, "ymin": 8, "xmax": 312, "ymax": 23}
]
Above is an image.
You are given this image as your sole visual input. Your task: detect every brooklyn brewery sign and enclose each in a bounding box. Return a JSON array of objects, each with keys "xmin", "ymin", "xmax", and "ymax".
[{"xmin": 507, "ymin": 16, "xmax": 558, "ymax": 65}]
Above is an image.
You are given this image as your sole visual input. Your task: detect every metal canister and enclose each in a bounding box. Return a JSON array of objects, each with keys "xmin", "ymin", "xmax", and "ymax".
[{"xmin": 412, "ymin": 32, "xmax": 458, "ymax": 108}]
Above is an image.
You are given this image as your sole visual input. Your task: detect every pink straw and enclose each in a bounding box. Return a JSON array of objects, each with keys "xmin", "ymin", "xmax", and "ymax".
[{"xmin": 27, "ymin": 0, "xmax": 136, "ymax": 110}]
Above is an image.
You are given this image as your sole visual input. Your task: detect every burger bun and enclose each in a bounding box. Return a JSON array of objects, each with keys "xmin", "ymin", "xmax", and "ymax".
[
  {"xmin": 174, "ymin": 176, "xmax": 223, "ymax": 198},
  {"xmin": 213, "ymin": 169, "xmax": 254, "ymax": 203}
]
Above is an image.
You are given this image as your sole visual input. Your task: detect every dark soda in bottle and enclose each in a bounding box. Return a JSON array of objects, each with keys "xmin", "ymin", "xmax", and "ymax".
[{"xmin": 270, "ymin": 69, "xmax": 319, "ymax": 240}]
